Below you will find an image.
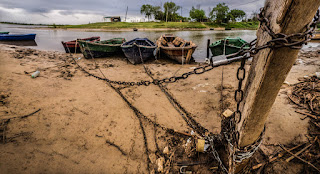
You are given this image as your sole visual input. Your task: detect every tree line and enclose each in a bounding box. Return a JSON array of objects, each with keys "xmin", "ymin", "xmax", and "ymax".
[
  {"xmin": 140, "ymin": 2, "xmax": 184, "ymax": 22},
  {"xmin": 141, "ymin": 2, "xmax": 252, "ymax": 23}
]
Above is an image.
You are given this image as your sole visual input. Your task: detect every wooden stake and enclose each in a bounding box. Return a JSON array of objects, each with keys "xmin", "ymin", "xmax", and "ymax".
[
  {"xmin": 236, "ymin": 0, "xmax": 320, "ymax": 171},
  {"xmin": 238, "ymin": 0, "xmax": 320, "ymax": 147}
]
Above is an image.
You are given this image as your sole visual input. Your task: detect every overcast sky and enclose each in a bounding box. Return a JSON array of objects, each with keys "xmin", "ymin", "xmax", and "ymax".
[{"xmin": 0, "ymin": 0, "xmax": 265, "ymax": 24}]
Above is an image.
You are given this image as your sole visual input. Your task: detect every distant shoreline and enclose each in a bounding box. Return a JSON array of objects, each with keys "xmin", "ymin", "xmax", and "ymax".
[
  {"xmin": 32, "ymin": 27, "xmax": 253, "ymax": 32},
  {"xmin": 1, "ymin": 21, "xmax": 259, "ymax": 31}
]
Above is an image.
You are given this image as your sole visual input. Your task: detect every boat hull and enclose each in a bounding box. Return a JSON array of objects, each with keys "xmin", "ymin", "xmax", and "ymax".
[
  {"xmin": 0, "ymin": 34, "xmax": 36, "ymax": 41},
  {"xmin": 121, "ymin": 38, "xmax": 156, "ymax": 65},
  {"xmin": 159, "ymin": 47, "xmax": 196, "ymax": 64},
  {"xmin": 209, "ymin": 45, "xmax": 243, "ymax": 56},
  {"xmin": 78, "ymin": 38, "xmax": 125, "ymax": 59},
  {"xmin": 122, "ymin": 45, "xmax": 155, "ymax": 64},
  {"xmin": 61, "ymin": 37, "xmax": 100, "ymax": 53},
  {"xmin": 209, "ymin": 37, "xmax": 248, "ymax": 58},
  {"xmin": 156, "ymin": 34, "xmax": 197, "ymax": 64},
  {"xmin": 0, "ymin": 32, "xmax": 9, "ymax": 34}
]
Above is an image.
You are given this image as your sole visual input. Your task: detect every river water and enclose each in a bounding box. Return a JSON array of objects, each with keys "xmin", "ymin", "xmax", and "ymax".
[{"xmin": 1, "ymin": 23, "xmax": 319, "ymax": 62}]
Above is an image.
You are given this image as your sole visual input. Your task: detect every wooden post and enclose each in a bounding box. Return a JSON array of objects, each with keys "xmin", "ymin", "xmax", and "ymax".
[
  {"xmin": 235, "ymin": 0, "xmax": 320, "ymax": 171},
  {"xmin": 207, "ymin": 39, "xmax": 210, "ymax": 59}
]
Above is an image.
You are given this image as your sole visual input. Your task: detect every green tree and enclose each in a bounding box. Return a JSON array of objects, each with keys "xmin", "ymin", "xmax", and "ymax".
[
  {"xmin": 228, "ymin": 9, "xmax": 246, "ymax": 22},
  {"xmin": 152, "ymin": 6, "xmax": 164, "ymax": 21},
  {"xmin": 189, "ymin": 6, "xmax": 206, "ymax": 22},
  {"xmin": 209, "ymin": 3, "xmax": 229, "ymax": 24},
  {"xmin": 140, "ymin": 4, "xmax": 153, "ymax": 21},
  {"xmin": 164, "ymin": 2, "xmax": 181, "ymax": 21}
]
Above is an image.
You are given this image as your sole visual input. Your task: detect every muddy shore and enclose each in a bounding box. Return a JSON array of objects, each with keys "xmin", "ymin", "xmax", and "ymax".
[
  {"xmin": 31, "ymin": 27, "xmax": 229, "ymax": 32},
  {"xmin": 0, "ymin": 44, "xmax": 319, "ymax": 173}
]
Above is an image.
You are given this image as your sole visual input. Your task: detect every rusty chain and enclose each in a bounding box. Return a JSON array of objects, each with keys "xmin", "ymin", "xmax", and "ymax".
[
  {"xmin": 70, "ymin": 7, "xmax": 320, "ymax": 173},
  {"xmin": 218, "ymin": 8, "xmax": 320, "ymax": 174},
  {"xmin": 72, "ymin": 49, "xmax": 187, "ymax": 138},
  {"xmin": 75, "ymin": 54, "xmax": 247, "ymax": 87}
]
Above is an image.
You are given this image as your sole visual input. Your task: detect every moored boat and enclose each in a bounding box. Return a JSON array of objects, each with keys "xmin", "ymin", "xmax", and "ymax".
[
  {"xmin": 0, "ymin": 34, "xmax": 36, "ymax": 41},
  {"xmin": 209, "ymin": 37, "xmax": 248, "ymax": 57},
  {"xmin": 156, "ymin": 34, "xmax": 197, "ymax": 64},
  {"xmin": 121, "ymin": 38, "xmax": 156, "ymax": 65},
  {"xmin": 61, "ymin": 36, "xmax": 100, "ymax": 53},
  {"xmin": 78, "ymin": 38, "xmax": 125, "ymax": 59},
  {"xmin": 0, "ymin": 32, "xmax": 9, "ymax": 34}
]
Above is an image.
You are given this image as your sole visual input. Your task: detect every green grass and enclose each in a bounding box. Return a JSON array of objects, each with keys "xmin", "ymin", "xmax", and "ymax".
[
  {"xmin": 56, "ymin": 22, "xmax": 207, "ymax": 29},
  {"xmin": 204, "ymin": 21, "xmax": 259, "ymax": 29},
  {"xmin": 51, "ymin": 21, "xmax": 260, "ymax": 30},
  {"xmin": 2, "ymin": 21, "xmax": 259, "ymax": 30},
  {"xmin": 0, "ymin": 22, "xmax": 48, "ymax": 26}
]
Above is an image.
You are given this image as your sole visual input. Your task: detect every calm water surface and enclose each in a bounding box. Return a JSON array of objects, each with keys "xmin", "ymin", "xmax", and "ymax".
[{"xmin": 1, "ymin": 23, "xmax": 319, "ymax": 62}]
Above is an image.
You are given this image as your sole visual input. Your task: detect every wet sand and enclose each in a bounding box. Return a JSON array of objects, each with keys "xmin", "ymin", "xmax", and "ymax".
[{"xmin": 0, "ymin": 44, "xmax": 319, "ymax": 173}]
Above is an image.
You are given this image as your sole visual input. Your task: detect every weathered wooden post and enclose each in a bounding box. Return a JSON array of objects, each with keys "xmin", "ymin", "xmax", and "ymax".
[
  {"xmin": 235, "ymin": 0, "xmax": 320, "ymax": 172},
  {"xmin": 207, "ymin": 39, "xmax": 210, "ymax": 59}
]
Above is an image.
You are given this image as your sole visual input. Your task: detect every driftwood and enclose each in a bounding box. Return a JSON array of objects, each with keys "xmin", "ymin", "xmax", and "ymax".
[
  {"xmin": 285, "ymin": 143, "xmax": 313, "ymax": 162},
  {"xmin": 295, "ymin": 110, "xmax": 319, "ymax": 120},
  {"xmin": 311, "ymin": 121, "xmax": 320, "ymax": 128},
  {"xmin": 252, "ymin": 143, "xmax": 305, "ymax": 170},
  {"xmin": 289, "ymin": 77, "xmax": 320, "ymax": 115},
  {"xmin": 279, "ymin": 144, "xmax": 320, "ymax": 173}
]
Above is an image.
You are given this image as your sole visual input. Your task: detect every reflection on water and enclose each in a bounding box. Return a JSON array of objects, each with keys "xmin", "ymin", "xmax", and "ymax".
[
  {"xmin": 0, "ymin": 40, "xmax": 37, "ymax": 46},
  {"xmin": 1, "ymin": 23, "xmax": 319, "ymax": 62}
]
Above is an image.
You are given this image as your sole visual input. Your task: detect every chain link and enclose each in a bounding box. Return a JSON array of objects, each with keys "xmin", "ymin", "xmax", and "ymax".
[
  {"xmin": 73, "ymin": 55, "xmax": 246, "ymax": 87},
  {"xmin": 70, "ymin": 7, "xmax": 320, "ymax": 174},
  {"xmin": 221, "ymin": 8, "xmax": 320, "ymax": 174}
]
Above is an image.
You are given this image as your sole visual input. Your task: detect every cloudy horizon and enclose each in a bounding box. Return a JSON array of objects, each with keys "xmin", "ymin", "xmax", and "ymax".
[{"xmin": 0, "ymin": 0, "xmax": 264, "ymax": 25}]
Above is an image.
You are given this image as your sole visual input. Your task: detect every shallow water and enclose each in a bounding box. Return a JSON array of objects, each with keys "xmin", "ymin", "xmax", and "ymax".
[{"xmin": 1, "ymin": 23, "xmax": 319, "ymax": 62}]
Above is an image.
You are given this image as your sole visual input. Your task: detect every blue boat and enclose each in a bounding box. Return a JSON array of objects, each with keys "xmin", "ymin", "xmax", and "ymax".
[
  {"xmin": 121, "ymin": 38, "xmax": 156, "ymax": 64},
  {"xmin": 0, "ymin": 34, "xmax": 36, "ymax": 41}
]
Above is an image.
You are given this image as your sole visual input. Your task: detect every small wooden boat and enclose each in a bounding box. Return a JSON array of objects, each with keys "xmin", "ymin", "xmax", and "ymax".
[
  {"xmin": 156, "ymin": 34, "xmax": 197, "ymax": 64},
  {"xmin": 311, "ymin": 32, "xmax": 320, "ymax": 40},
  {"xmin": 209, "ymin": 37, "xmax": 248, "ymax": 57},
  {"xmin": 0, "ymin": 32, "xmax": 9, "ymax": 34},
  {"xmin": 0, "ymin": 40, "xmax": 37, "ymax": 46},
  {"xmin": 0, "ymin": 34, "xmax": 36, "ymax": 41},
  {"xmin": 121, "ymin": 38, "xmax": 156, "ymax": 64},
  {"xmin": 78, "ymin": 38, "xmax": 125, "ymax": 59},
  {"xmin": 61, "ymin": 36, "xmax": 100, "ymax": 53}
]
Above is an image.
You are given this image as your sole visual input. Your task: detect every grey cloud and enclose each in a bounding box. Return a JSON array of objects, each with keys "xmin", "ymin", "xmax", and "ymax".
[
  {"xmin": 29, "ymin": 8, "xmax": 50, "ymax": 13},
  {"xmin": 0, "ymin": 0, "xmax": 265, "ymax": 24}
]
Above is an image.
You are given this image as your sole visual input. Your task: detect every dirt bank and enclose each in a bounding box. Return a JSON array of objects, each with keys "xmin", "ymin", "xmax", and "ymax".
[
  {"xmin": 31, "ymin": 27, "xmax": 210, "ymax": 32},
  {"xmin": 0, "ymin": 44, "xmax": 319, "ymax": 173}
]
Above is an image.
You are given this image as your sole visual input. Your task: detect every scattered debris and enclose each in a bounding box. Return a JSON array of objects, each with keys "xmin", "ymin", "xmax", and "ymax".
[
  {"xmin": 284, "ymin": 75, "xmax": 320, "ymax": 173},
  {"xmin": 316, "ymin": 72, "xmax": 320, "ymax": 79},
  {"xmin": 156, "ymin": 157, "xmax": 165, "ymax": 173},
  {"xmin": 163, "ymin": 146, "xmax": 169, "ymax": 155},
  {"xmin": 288, "ymin": 75, "xmax": 320, "ymax": 114},
  {"xmin": 196, "ymin": 139, "xmax": 205, "ymax": 152},
  {"xmin": 223, "ymin": 109, "xmax": 233, "ymax": 118},
  {"xmin": 31, "ymin": 70, "xmax": 40, "ymax": 78}
]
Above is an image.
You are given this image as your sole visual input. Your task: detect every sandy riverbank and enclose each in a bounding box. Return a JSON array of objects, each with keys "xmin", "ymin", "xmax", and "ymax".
[{"xmin": 0, "ymin": 44, "xmax": 319, "ymax": 173}]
